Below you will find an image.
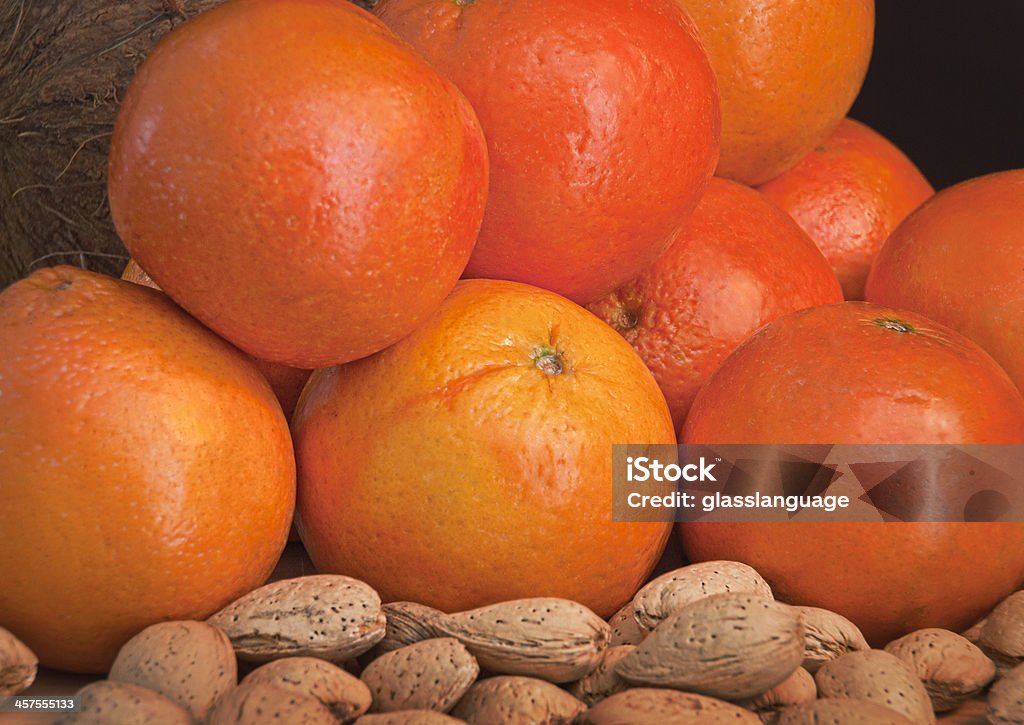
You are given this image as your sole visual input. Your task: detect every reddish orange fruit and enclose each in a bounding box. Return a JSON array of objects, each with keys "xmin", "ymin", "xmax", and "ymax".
[
  {"xmin": 589, "ymin": 178, "xmax": 842, "ymax": 429},
  {"xmin": 0, "ymin": 267, "xmax": 295, "ymax": 672},
  {"xmin": 292, "ymin": 279, "xmax": 675, "ymax": 617},
  {"xmin": 121, "ymin": 259, "xmax": 311, "ymax": 419},
  {"xmin": 680, "ymin": 302, "xmax": 1024, "ymax": 645},
  {"xmin": 676, "ymin": 0, "xmax": 874, "ymax": 185},
  {"xmin": 375, "ymin": 0, "xmax": 720, "ymax": 304},
  {"xmin": 108, "ymin": 0, "xmax": 488, "ymax": 368},
  {"xmin": 865, "ymin": 169, "xmax": 1024, "ymax": 393},
  {"xmin": 759, "ymin": 118, "xmax": 934, "ymax": 300}
]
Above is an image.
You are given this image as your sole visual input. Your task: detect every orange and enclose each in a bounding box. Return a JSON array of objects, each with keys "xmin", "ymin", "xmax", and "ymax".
[
  {"xmin": 0, "ymin": 267, "xmax": 295, "ymax": 672},
  {"xmin": 375, "ymin": 0, "xmax": 720, "ymax": 304},
  {"xmin": 108, "ymin": 0, "xmax": 488, "ymax": 368},
  {"xmin": 680, "ymin": 301, "xmax": 1024, "ymax": 644},
  {"xmin": 865, "ymin": 169, "xmax": 1024, "ymax": 393},
  {"xmin": 589, "ymin": 177, "xmax": 842, "ymax": 429},
  {"xmin": 760, "ymin": 118, "xmax": 934, "ymax": 300},
  {"xmin": 121, "ymin": 259, "xmax": 311, "ymax": 419},
  {"xmin": 676, "ymin": 0, "xmax": 874, "ymax": 185},
  {"xmin": 292, "ymin": 279, "xmax": 675, "ymax": 617}
]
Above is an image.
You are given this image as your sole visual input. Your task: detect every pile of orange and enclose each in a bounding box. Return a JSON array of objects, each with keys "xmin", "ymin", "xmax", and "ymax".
[{"xmin": 2, "ymin": 0, "xmax": 1023, "ymax": 679}]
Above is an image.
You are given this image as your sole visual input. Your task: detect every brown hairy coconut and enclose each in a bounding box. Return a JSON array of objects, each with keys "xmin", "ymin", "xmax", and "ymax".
[{"xmin": 0, "ymin": 0, "xmax": 374, "ymax": 288}]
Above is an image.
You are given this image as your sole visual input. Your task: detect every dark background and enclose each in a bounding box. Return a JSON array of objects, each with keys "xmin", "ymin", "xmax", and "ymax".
[{"xmin": 849, "ymin": 3, "xmax": 1024, "ymax": 191}]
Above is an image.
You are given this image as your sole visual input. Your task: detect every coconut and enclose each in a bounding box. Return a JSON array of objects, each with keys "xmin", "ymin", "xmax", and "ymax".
[{"xmin": 0, "ymin": 0, "xmax": 375, "ymax": 288}]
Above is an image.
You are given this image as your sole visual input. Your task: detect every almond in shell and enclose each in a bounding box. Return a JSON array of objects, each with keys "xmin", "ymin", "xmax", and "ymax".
[
  {"xmin": 434, "ymin": 597, "xmax": 608, "ymax": 683},
  {"xmin": 55, "ymin": 680, "xmax": 192, "ymax": 725},
  {"xmin": 207, "ymin": 575, "xmax": 386, "ymax": 663},
  {"xmin": 449, "ymin": 675, "xmax": 586, "ymax": 725},
  {"xmin": 0, "ymin": 626, "xmax": 37, "ymax": 696},
  {"xmin": 616, "ymin": 592, "xmax": 804, "ymax": 700},
  {"xmin": 815, "ymin": 649, "xmax": 935, "ymax": 724},
  {"xmin": 988, "ymin": 662, "xmax": 1024, "ymax": 725},
  {"xmin": 777, "ymin": 697, "xmax": 915, "ymax": 724},
  {"xmin": 206, "ymin": 681, "xmax": 337, "ymax": 724},
  {"xmin": 790, "ymin": 605, "xmax": 869, "ymax": 674},
  {"xmin": 361, "ymin": 637, "xmax": 478, "ymax": 713},
  {"xmin": 631, "ymin": 561, "xmax": 773, "ymax": 632},
  {"xmin": 242, "ymin": 656, "xmax": 372, "ymax": 721},
  {"xmin": 739, "ymin": 666, "xmax": 816, "ymax": 723},
  {"xmin": 108, "ymin": 620, "xmax": 236, "ymax": 721},
  {"xmin": 981, "ymin": 591, "xmax": 1024, "ymax": 672},
  {"xmin": 578, "ymin": 687, "xmax": 762, "ymax": 724},
  {"xmin": 884, "ymin": 628, "xmax": 995, "ymax": 712}
]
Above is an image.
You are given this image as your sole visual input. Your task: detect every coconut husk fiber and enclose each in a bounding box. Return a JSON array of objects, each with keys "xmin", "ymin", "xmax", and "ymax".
[{"xmin": 0, "ymin": 0, "xmax": 377, "ymax": 289}]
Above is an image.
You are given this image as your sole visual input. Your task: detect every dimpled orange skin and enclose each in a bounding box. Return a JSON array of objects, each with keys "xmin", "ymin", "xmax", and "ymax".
[
  {"xmin": 680, "ymin": 302, "xmax": 1024, "ymax": 645},
  {"xmin": 865, "ymin": 170, "xmax": 1024, "ymax": 393},
  {"xmin": 375, "ymin": 0, "xmax": 720, "ymax": 304},
  {"xmin": 677, "ymin": 0, "xmax": 874, "ymax": 186},
  {"xmin": 759, "ymin": 118, "xmax": 934, "ymax": 300},
  {"xmin": 588, "ymin": 178, "xmax": 842, "ymax": 430},
  {"xmin": 0, "ymin": 267, "xmax": 295, "ymax": 673},
  {"xmin": 121, "ymin": 259, "xmax": 311, "ymax": 419},
  {"xmin": 292, "ymin": 279, "xmax": 675, "ymax": 617},
  {"xmin": 108, "ymin": 0, "xmax": 488, "ymax": 369}
]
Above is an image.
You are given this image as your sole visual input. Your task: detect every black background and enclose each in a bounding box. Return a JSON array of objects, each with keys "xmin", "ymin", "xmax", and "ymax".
[
  {"xmin": 360, "ymin": 3, "xmax": 1024, "ymax": 191},
  {"xmin": 849, "ymin": 3, "xmax": 1024, "ymax": 191}
]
